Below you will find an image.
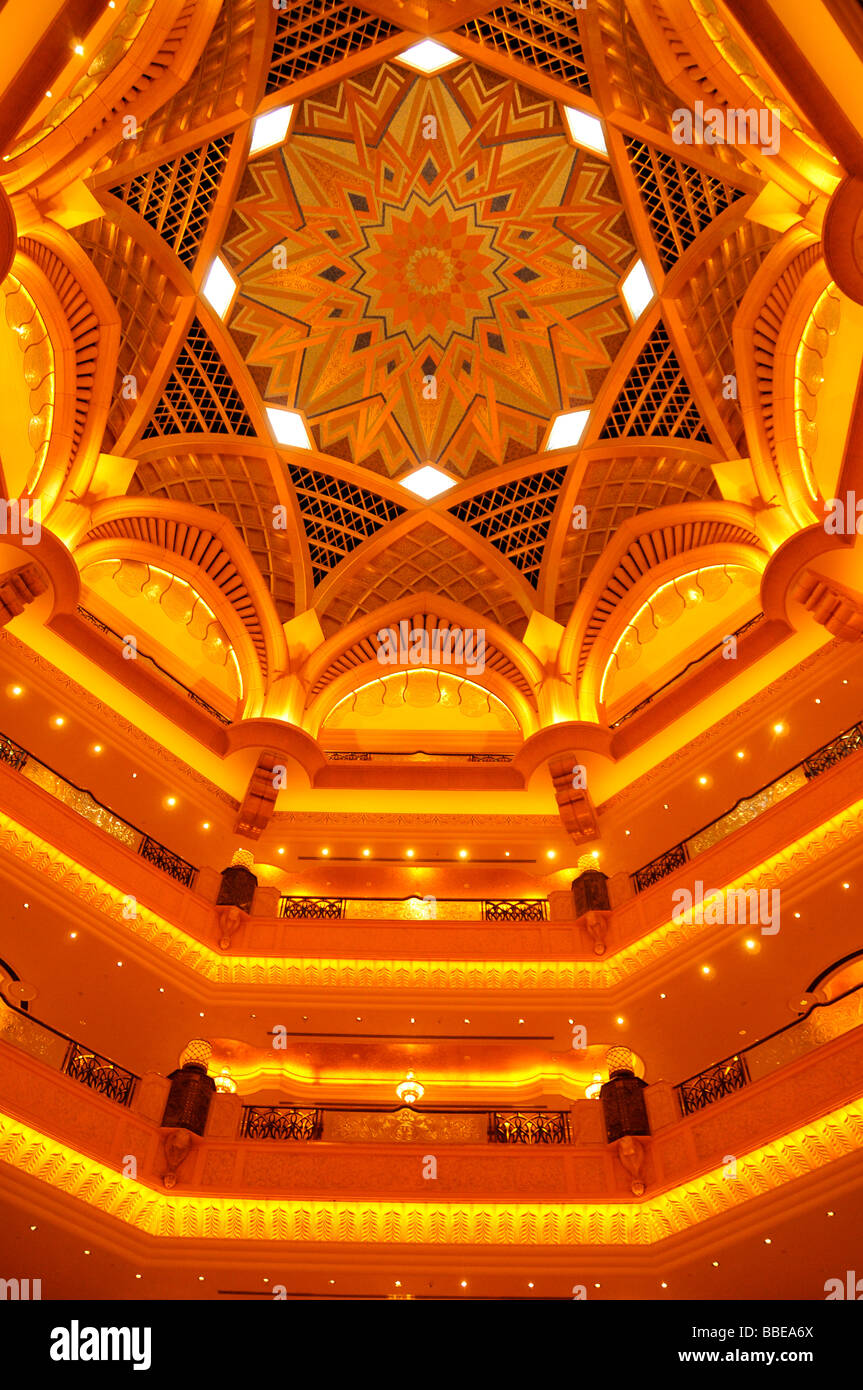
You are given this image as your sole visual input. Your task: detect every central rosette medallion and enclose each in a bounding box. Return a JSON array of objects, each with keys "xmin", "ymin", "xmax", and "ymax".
[{"xmin": 351, "ymin": 195, "xmax": 505, "ymax": 351}]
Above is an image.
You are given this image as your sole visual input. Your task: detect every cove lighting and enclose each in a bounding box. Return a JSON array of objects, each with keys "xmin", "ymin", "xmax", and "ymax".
[
  {"xmin": 563, "ymin": 106, "xmax": 607, "ymax": 155},
  {"xmin": 398, "ymin": 464, "xmax": 456, "ymax": 500},
  {"xmin": 546, "ymin": 409, "xmax": 589, "ymax": 451},
  {"xmin": 250, "ymin": 104, "xmax": 294, "ymax": 155},
  {"xmin": 265, "ymin": 406, "xmax": 312, "ymax": 449},
  {"xmin": 620, "ymin": 259, "xmax": 654, "ymax": 320},
  {"xmin": 201, "ymin": 257, "xmax": 237, "ymax": 319},
  {"xmin": 397, "ymin": 41, "xmax": 460, "ymax": 74}
]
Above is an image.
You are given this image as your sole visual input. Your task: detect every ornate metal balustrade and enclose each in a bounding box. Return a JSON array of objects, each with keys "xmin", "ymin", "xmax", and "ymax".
[
  {"xmin": 488, "ymin": 1111, "xmax": 571, "ymax": 1144},
  {"xmin": 803, "ymin": 724, "xmax": 863, "ymax": 778},
  {"xmin": 0, "ymin": 732, "xmax": 28, "ymax": 772},
  {"xmin": 138, "ymin": 835, "xmax": 196, "ymax": 887},
  {"xmin": 279, "ymin": 896, "xmax": 345, "ymax": 919},
  {"xmin": 0, "ymin": 727, "xmax": 197, "ymax": 889},
  {"xmin": 484, "ymin": 899, "xmax": 547, "ymax": 921},
  {"xmin": 77, "ymin": 607, "xmax": 232, "ymax": 724},
  {"xmin": 610, "ymin": 613, "xmax": 765, "ymax": 728},
  {"xmin": 632, "ymin": 842, "xmax": 687, "ymax": 893},
  {"xmin": 631, "ymin": 718, "xmax": 863, "ymax": 894},
  {"xmin": 676, "ymin": 1054, "xmax": 750, "ymax": 1115},
  {"xmin": 62, "ymin": 1042, "xmax": 137, "ymax": 1106},
  {"xmin": 241, "ymin": 1106, "xmax": 323, "ymax": 1140}
]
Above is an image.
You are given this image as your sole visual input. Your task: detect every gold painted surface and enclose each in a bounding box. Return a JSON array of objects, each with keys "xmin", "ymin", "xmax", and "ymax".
[
  {"xmin": 20, "ymin": 760, "xmax": 138, "ymax": 847},
  {"xmin": 748, "ymin": 991, "xmax": 863, "ymax": 1081},
  {"xmin": 0, "ymin": 999, "xmax": 67, "ymax": 1068},
  {"xmin": 686, "ymin": 767, "xmax": 807, "ymax": 857},
  {"xmin": 322, "ymin": 1109, "xmax": 488, "ymax": 1143},
  {"xmin": 345, "ymin": 897, "xmax": 481, "ymax": 920}
]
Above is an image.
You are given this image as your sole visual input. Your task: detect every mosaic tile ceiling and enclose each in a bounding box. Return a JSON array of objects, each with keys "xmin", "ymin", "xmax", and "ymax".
[
  {"xmin": 224, "ymin": 60, "xmax": 634, "ymax": 477},
  {"xmin": 75, "ymin": 0, "xmax": 777, "ymax": 634}
]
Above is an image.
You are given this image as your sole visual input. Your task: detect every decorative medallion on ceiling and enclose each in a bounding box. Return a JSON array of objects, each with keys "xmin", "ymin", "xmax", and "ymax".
[{"xmin": 223, "ymin": 60, "xmax": 634, "ymax": 479}]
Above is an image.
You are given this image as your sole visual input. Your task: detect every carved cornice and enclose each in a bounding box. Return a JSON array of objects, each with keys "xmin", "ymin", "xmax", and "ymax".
[{"xmin": 0, "ymin": 1098, "xmax": 860, "ymax": 1244}]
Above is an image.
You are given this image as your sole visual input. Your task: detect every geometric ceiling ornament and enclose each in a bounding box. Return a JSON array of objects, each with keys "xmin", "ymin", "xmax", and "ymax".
[
  {"xmin": 456, "ymin": 0, "xmax": 592, "ymax": 94},
  {"xmin": 449, "ymin": 465, "xmax": 568, "ymax": 587},
  {"xmin": 599, "ymin": 322, "xmax": 712, "ymax": 443},
  {"xmin": 224, "ymin": 60, "xmax": 635, "ymax": 480},
  {"xmin": 623, "ymin": 137, "xmax": 748, "ymax": 272},
  {"xmin": 142, "ymin": 319, "xmax": 256, "ymax": 439},
  {"xmin": 287, "ymin": 463, "xmax": 406, "ymax": 586},
  {"xmin": 265, "ymin": 0, "xmax": 400, "ymax": 95},
  {"xmin": 109, "ymin": 137, "xmax": 233, "ymax": 270}
]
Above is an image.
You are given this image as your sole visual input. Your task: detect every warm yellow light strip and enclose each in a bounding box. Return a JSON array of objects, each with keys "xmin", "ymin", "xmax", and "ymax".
[
  {"xmin": 0, "ymin": 1099, "xmax": 860, "ymax": 1244},
  {"xmin": 1, "ymin": 796, "xmax": 862, "ymax": 991}
]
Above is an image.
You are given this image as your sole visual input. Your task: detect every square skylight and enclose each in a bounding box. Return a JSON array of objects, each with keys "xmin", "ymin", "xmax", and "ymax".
[
  {"xmin": 396, "ymin": 41, "xmax": 461, "ymax": 74},
  {"xmin": 250, "ymin": 104, "xmax": 295, "ymax": 156},
  {"xmin": 546, "ymin": 409, "xmax": 590, "ymax": 451},
  {"xmin": 201, "ymin": 257, "xmax": 237, "ymax": 320},
  {"xmin": 398, "ymin": 464, "xmax": 457, "ymax": 500},
  {"xmin": 621, "ymin": 259, "xmax": 655, "ymax": 321},
  {"xmin": 265, "ymin": 407, "xmax": 312, "ymax": 449},
  {"xmin": 563, "ymin": 107, "xmax": 607, "ymax": 156}
]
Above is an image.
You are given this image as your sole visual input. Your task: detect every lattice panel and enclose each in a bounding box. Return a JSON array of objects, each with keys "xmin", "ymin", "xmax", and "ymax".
[
  {"xmin": 288, "ymin": 464, "xmax": 405, "ymax": 586},
  {"xmin": 594, "ymin": 0, "xmax": 676, "ymax": 126},
  {"xmin": 72, "ymin": 220, "xmax": 182, "ymax": 451},
  {"xmin": 449, "ymin": 466, "xmax": 567, "ymax": 588},
  {"xmin": 143, "ymin": 319, "xmax": 255, "ymax": 438},
  {"xmin": 554, "ymin": 453, "xmax": 721, "ymax": 623},
  {"xmin": 677, "ymin": 222, "xmax": 779, "ymax": 454},
  {"xmin": 576, "ymin": 517, "xmax": 762, "ymax": 677},
  {"xmin": 457, "ymin": 0, "xmax": 591, "ymax": 92},
  {"xmin": 320, "ymin": 521, "xmax": 528, "ymax": 636},
  {"xmin": 130, "ymin": 452, "xmax": 295, "ymax": 620},
  {"xmin": 599, "ymin": 322, "xmax": 711, "ymax": 443},
  {"xmin": 624, "ymin": 137, "xmax": 746, "ymax": 271},
  {"xmin": 127, "ymin": 0, "xmax": 256, "ymax": 158},
  {"xmin": 84, "ymin": 513, "xmax": 269, "ymax": 671},
  {"xmin": 109, "ymin": 136, "xmax": 232, "ymax": 270},
  {"xmin": 265, "ymin": 0, "xmax": 399, "ymax": 93}
]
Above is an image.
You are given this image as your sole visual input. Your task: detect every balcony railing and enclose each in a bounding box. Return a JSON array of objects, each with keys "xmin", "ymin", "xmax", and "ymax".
[
  {"xmin": 674, "ymin": 980, "xmax": 863, "ymax": 1116},
  {"xmin": 324, "ymin": 750, "xmax": 513, "ymax": 763},
  {"xmin": 278, "ymin": 895, "xmax": 549, "ymax": 921},
  {"xmin": 241, "ymin": 1106, "xmax": 323, "ymax": 1140},
  {"xmin": 63, "ymin": 1042, "xmax": 138, "ymax": 1106},
  {"xmin": 77, "ymin": 606, "xmax": 232, "ymax": 725},
  {"xmin": 488, "ymin": 1111, "xmax": 571, "ymax": 1144},
  {"xmin": 676, "ymin": 1054, "xmax": 750, "ymax": 1115},
  {"xmin": 0, "ymin": 728, "xmax": 197, "ymax": 888},
  {"xmin": 632, "ymin": 719, "xmax": 863, "ymax": 894},
  {"xmin": 610, "ymin": 613, "xmax": 764, "ymax": 728}
]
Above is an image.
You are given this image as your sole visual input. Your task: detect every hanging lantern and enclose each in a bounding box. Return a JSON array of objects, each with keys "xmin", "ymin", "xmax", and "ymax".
[{"xmin": 395, "ymin": 1071, "xmax": 424, "ymax": 1105}]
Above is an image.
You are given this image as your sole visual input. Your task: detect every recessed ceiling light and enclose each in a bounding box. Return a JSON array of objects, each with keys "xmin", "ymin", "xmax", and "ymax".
[
  {"xmin": 701, "ymin": 965, "xmax": 711, "ymax": 975},
  {"xmin": 563, "ymin": 106, "xmax": 607, "ymax": 155},
  {"xmin": 53, "ymin": 716, "xmax": 65, "ymax": 727},
  {"xmin": 397, "ymin": 40, "xmax": 460, "ymax": 74},
  {"xmin": 10, "ymin": 685, "xmax": 22, "ymax": 696},
  {"xmin": 92, "ymin": 744, "xmax": 102, "ymax": 754},
  {"xmin": 546, "ymin": 409, "xmax": 589, "ymax": 451},
  {"xmin": 320, "ymin": 847, "xmax": 330, "ymax": 856},
  {"xmin": 616, "ymin": 1016, "xmax": 624, "ymax": 1025},
  {"xmin": 406, "ymin": 849, "xmax": 415, "ymax": 858},
  {"xmin": 459, "ymin": 849, "xmax": 468, "ymax": 859},
  {"xmin": 362, "ymin": 848, "xmax": 371, "ymax": 857},
  {"xmin": 202, "ymin": 822, "xmax": 210, "ymax": 830},
  {"xmin": 546, "ymin": 849, "xmax": 557, "ymax": 859},
  {"xmin": 398, "ymin": 463, "xmax": 456, "ymax": 500},
  {"xmin": 249, "ymin": 104, "xmax": 294, "ymax": 155},
  {"xmin": 201, "ymin": 256, "xmax": 237, "ymax": 319},
  {"xmin": 265, "ymin": 406, "xmax": 312, "ymax": 449},
  {"xmin": 73, "ymin": 44, "xmax": 84, "ymax": 56},
  {"xmin": 843, "ymin": 882, "xmax": 850, "ymax": 889},
  {"xmin": 698, "ymin": 776, "xmax": 707, "ymax": 785},
  {"xmin": 460, "ymin": 1280, "xmax": 467, "ymax": 1288},
  {"xmin": 278, "ymin": 847, "xmax": 285, "ymax": 855},
  {"xmin": 773, "ymin": 722, "xmax": 785, "ymax": 734},
  {"xmin": 736, "ymin": 750, "xmax": 745, "ymax": 758},
  {"xmin": 620, "ymin": 258, "xmax": 654, "ymax": 320}
]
